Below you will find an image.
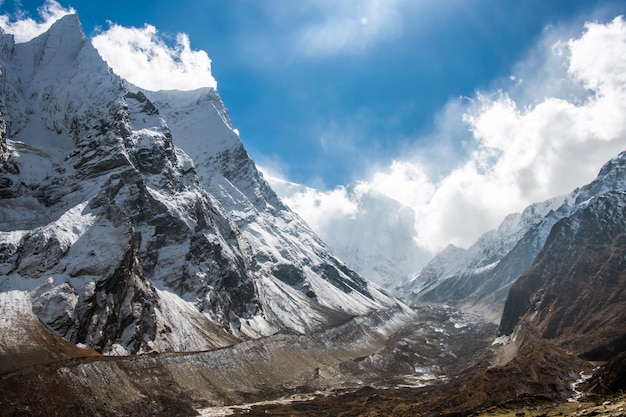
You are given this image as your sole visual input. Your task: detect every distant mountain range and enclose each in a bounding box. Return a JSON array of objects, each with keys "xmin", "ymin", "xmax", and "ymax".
[{"xmin": 397, "ymin": 151, "xmax": 626, "ymax": 321}]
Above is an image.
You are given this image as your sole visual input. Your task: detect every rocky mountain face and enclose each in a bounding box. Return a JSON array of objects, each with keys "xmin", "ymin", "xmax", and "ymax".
[
  {"xmin": 397, "ymin": 151, "xmax": 626, "ymax": 320},
  {"xmin": 0, "ymin": 14, "xmax": 398, "ymax": 357},
  {"xmin": 499, "ymin": 190, "xmax": 626, "ymax": 357},
  {"xmin": 449, "ymin": 188, "xmax": 626, "ymax": 410}
]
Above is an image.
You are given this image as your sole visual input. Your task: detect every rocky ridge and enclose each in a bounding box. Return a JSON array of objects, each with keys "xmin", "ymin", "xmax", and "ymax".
[{"xmin": 398, "ymin": 151, "xmax": 626, "ymax": 320}]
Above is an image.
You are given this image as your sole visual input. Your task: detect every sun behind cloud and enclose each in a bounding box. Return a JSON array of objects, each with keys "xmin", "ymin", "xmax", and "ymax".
[{"xmin": 276, "ymin": 16, "xmax": 626, "ymax": 255}]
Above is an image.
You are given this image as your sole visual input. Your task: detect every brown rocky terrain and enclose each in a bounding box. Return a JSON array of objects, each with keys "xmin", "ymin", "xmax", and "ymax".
[
  {"xmin": 0, "ymin": 305, "xmax": 498, "ymax": 417},
  {"xmin": 237, "ymin": 388, "xmax": 626, "ymax": 417},
  {"xmin": 0, "ymin": 291, "xmax": 100, "ymax": 374}
]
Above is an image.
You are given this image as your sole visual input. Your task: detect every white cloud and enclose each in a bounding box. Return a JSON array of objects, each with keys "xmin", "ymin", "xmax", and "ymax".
[
  {"xmin": 260, "ymin": 166, "xmax": 358, "ymax": 232},
  {"xmin": 92, "ymin": 23, "xmax": 217, "ymax": 91},
  {"xmin": 276, "ymin": 16, "xmax": 626, "ymax": 257},
  {"xmin": 0, "ymin": 0, "xmax": 74, "ymax": 42},
  {"xmin": 366, "ymin": 161, "xmax": 435, "ymax": 209},
  {"xmin": 265, "ymin": 173, "xmax": 429, "ymax": 285},
  {"xmin": 279, "ymin": 184, "xmax": 358, "ymax": 232},
  {"xmin": 568, "ymin": 16, "xmax": 626, "ymax": 93}
]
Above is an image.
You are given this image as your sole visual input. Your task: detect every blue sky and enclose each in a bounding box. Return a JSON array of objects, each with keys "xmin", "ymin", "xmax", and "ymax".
[
  {"xmin": 2, "ymin": 0, "xmax": 626, "ymax": 258},
  {"xmin": 2, "ymin": 0, "xmax": 621, "ymax": 189}
]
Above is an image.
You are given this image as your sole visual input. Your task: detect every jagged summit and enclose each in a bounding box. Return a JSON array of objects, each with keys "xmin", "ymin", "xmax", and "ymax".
[
  {"xmin": 0, "ymin": 14, "xmax": 399, "ymax": 356},
  {"xmin": 26, "ymin": 13, "xmax": 86, "ymax": 67}
]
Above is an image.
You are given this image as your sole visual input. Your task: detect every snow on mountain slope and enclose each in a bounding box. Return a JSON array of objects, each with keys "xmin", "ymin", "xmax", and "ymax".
[
  {"xmin": 0, "ymin": 14, "xmax": 399, "ymax": 355},
  {"xmin": 398, "ymin": 151, "xmax": 626, "ymax": 319},
  {"xmin": 267, "ymin": 176, "xmax": 429, "ymax": 288},
  {"xmin": 142, "ymin": 87, "xmax": 398, "ymax": 315},
  {"xmin": 397, "ymin": 196, "xmax": 564, "ymax": 305}
]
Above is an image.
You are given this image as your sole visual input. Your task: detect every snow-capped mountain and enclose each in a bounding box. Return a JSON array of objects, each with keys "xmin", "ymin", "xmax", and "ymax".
[
  {"xmin": 268, "ymin": 177, "xmax": 430, "ymax": 288},
  {"xmin": 0, "ymin": 14, "xmax": 398, "ymax": 355},
  {"xmin": 397, "ymin": 150, "xmax": 626, "ymax": 319}
]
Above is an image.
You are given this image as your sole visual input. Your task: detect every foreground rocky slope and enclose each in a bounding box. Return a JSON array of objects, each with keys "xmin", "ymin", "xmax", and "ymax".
[
  {"xmin": 0, "ymin": 304, "xmax": 499, "ymax": 417},
  {"xmin": 0, "ymin": 14, "xmax": 397, "ymax": 357}
]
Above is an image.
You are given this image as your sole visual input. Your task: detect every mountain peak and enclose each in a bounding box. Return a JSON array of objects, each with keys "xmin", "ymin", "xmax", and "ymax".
[
  {"xmin": 598, "ymin": 150, "xmax": 626, "ymax": 177},
  {"xmin": 46, "ymin": 13, "xmax": 83, "ymax": 36},
  {"xmin": 30, "ymin": 12, "xmax": 85, "ymax": 52},
  {"xmin": 0, "ymin": 14, "xmax": 399, "ymax": 355},
  {"xmin": 29, "ymin": 13, "xmax": 90, "ymax": 71}
]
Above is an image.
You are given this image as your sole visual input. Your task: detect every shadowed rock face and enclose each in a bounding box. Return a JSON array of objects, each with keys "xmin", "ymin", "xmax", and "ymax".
[
  {"xmin": 586, "ymin": 350, "xmax": 626, "ymax": 394},
  {"xmin": 499, "ymin": 191, "xmax": 626, "ymax": 360}
]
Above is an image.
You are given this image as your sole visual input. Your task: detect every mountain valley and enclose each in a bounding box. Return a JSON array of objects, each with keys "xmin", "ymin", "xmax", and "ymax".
[{"xmin": 0, "ymin": 13, "xmax": 625, "ymax": 417}]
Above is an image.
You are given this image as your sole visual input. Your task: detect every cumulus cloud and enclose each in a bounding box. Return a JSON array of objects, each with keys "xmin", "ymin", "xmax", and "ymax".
[
  {"xmin": 0, "ymin": 0, "xmax": 74, "ymax": 42},
  {"xmin": 568, "ymin": 18, "xmax": 626, "ymax": 93},
  {"xmin": 92, "ymin": 23, "xmax": 217, "ymax": 91},
  {"xmin": 274, "ymin": 182, "xmax": 358, "ymax": 232},
  {"xmin": 276, "ymin": 16, "xmax": 626, "ymax": 256}
]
